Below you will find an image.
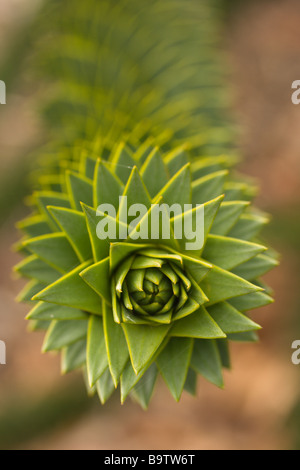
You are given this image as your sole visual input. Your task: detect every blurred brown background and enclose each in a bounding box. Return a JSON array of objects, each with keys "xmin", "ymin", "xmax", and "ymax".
[{"xmin": 0, "ymin": 0, "xmax": 299, "ymax": 450}]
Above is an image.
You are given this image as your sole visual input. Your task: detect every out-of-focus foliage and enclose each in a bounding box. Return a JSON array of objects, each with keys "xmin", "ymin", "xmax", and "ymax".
[{"xmin": 29, "ymin": 0, "xmax": 234, "ymax": 157}]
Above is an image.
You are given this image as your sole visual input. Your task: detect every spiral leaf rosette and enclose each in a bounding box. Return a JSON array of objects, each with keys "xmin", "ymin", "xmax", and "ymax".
[{"xmin": 15, "ymin": 144, "xmax": 278, "ymax": 408}]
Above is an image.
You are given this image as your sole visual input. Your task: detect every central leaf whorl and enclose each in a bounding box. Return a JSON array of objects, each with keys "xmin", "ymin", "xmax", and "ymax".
[{"xmin": 112, "ymin": 249, "xmax": 193, "ymax": 324}]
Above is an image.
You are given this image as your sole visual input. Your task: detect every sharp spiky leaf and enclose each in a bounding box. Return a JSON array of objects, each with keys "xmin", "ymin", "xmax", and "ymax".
[
  {"xmin": 156, "ymin": 164, "xmax": 191, "ymax": 209},
  {"xmin": 96, "ymin": 368, "xmax": 116, "ymax": 405},
  {"xmin": 66, "ymin": 171, "xmax": 93, "ymax": 211},
  {"xmin": 130, "ymin": 364, "xmax": 159, "ymax": 410},
  {"xmin": 26, "ymin": 302, "xmax": 88, "ymax": 321},
  {"xmin": 171, "ymin": 307, "xmax": 226, "ymax": 339},
  {"xmin": 120, "ymin": 361, "xmax": 148, "ymax": 404},
  {"xmin": 61, "ymin": 340, "xmax": 87, "ymax": 374},
  {"xmin": 216, "ymin": 339, "xmax": 231, "ymax": 369},
  {"xmin": 192, "ymin": 170, "xmax": 228, "ymax": 205},
  {"xmin": 207, "ymin": 302, "xmax": 261, "ymax": 334},
  {"xmin": 103, "ymin": 303, "xmax": 129, "ymax": 386},
  {"xmin": 140, "ymin": 148, "xmax": 168, "ymax": 198},
  {"xmin": 87, "ymin": 315, "xmax": 108, "ymax": 387},
  {"xmin": 202, "ymin": 235, "xmax": 266, "ymax": 271},
  {"xmin": 33, "ymin": 262, "xmax": 102, "ymax": 314},
  {"xmin": 183, "ymin": 368, "xmax": 198, "ymax": 396},
  {"xmin": 42, "ymin": 319, "xmax": 88, "ymax": 352},
  {"xmin": 48, "ymin": 206, "xmax": 93, "ymax": 262},
  {"xmin": 15, "ymin": 255, "xmax": 60, "ymax": 284},
  {"xmin": 94, "ymin": 160, "xmax": 124, "ymax": 208},
  {"xmin": 211, "ymin": 201, "xmax": 249, "ymax": 236},
  {"xmin": 191, "ymin": 339, "xmax": 224, "ymax": 388},
  {"xmin": 24, "ymin": 233, "xmax": 79, "ymax": 273},
  {"xmin": 201, "ymin": 265, "xmax": 263, "ymax": 305},
  {"xmin": 156, "ymin": 337, "xmax": 193, "ymax": 401},
  {"xmin": 80, "ymin": 258, "xmax": 111, "ymax": 304},
  {"xmin": 122, "ymin": 323, "xmax": 170, "ymax": 374}
]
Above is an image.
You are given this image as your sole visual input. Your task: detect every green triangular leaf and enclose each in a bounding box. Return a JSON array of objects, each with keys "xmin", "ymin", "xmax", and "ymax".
[
  {"xmin": 135, "ymin": 139, "xmax": 155, "ymax": 166},
  {"xmin": 228, "ymin": 331, "xmax": 259, "ymax": 342},
  {"xmin": 80, "ymin": 257, "xmax": 111, "ymax": 304},
  {"xmin": 24, "ymin": 233, "xmax": 79, "ymax": 273},
  {"xmin": 120, "ymin": 361, "xmax": 148, "ymax": 404},
  {"xmin": 26, "ymin": 302, "xmax": 88, "ymax": 321},
  {"xmin": 172, "ymin": 296, "xmax": 202, "ymax": 321},
  {"xmin": 156, "ymin": 163, "xmax": 191, "ymax": 209},
  {"xmin": 16, "ymin": 280, "xmax": 46, "ymax": 303},
  {"xmin": 228, "ymin": 213, "xmax": 269, "ymax": 240},
  {"xmin": 188, "ymin": 278, "xmax": 210, "ymax": 307},
  {"xmin": 156, "ymin": 337, "xmax": 193, "ymax": 401},
  {"xmin": 228, "ymin": 182, "xmax": 258, "ymax": 202},
  {"xmin": 207, "ymin": 301, "xmax": 261, "ymax": 334},
  {"xmin": 111, "ymin": 142, "xmax": 136, "ymax": 184},
  {"xmin": 211, "ymin": 201, "xmax": 249, "ymax": 236},
  {"xmin": 202, "ymin": 195, "xmax": 224, "ymax": 244},
  {"xmin": 183, "ymin": 368, "xmax": 197, "ymax": 396},
  {"xmin": 165, "ymin": 145, "xmax": 189, "ymax": 177},
  {"xmin": 191, "ymin": 155, "xmax": 238, "ymax": 180},
  {"xmin": 17, "ymin": 214, "xmax": 51, "ymax": 238},
  {"xmin": 110, "ymin": 242, "xmax": 150, "ymax": 272},
  {"xmin": 33, "ymin": 261, "xmax": 102, "ymax": 314},
  {"xmin": 80, "ymin": 153, "xmax": 97, "ymax": 180},
  {"xmin": 122, "ymin": 323, "xmax": 170, "ymax": 374},
  {"xmin": 203, "ymin": 235, "xmax": 266, "ymax": 270},
  {"xmin": 118, "ymin": 166, "xmax": 151, "ymax": 226},
  {"xmin": 192, "ymin": 170, "xmax": 227, "ymax": 205},
  {"xmin": 87, "ymin": 315, "xmax": 108, "ymax": 387},
  {"xmin": 216, "ymin": 339, "xmax": 231, "ymax": 369},
  {"xmin": 35, "ymin": 191, "xmax": 71, "ymax": 229},
  {"xmin": 94, "ymin": 159, "xmax": 124, "ymax": 208},
  {"xmin": 224, "ymin": 182, "xmax": 251, "ymax": 201},
  {"xmin": 103, "ymin": 303, "xmax": 129, "ymax": 386},
  {"xmin": 66, "ymin": 171, "xmax": 93, "ymax": 211},
  {"xmin": 170, "ymin": 204, "xmax": 205, "ymax": 253},
  {"xmin": 201, "ymin": 265, "xmax": 263, "ymax": 305},
  {"xmin": 228, "ymin": 291, "xmax": 274, "ymax": 312},
  {"xmin": 96, "ymin": 368, "xmax": 115, "ymax": 404},
  {"xmin": 140, "ymin": 147, "xmax": 168, "ymax": 197},
  {"xmin": 81, "ymin": 203, "xmax": 111, "ymax": 262},
  {"xmin": 191, "ymin": 339, "xmax": 223, "ymax": 387},
  {"xmin": 48, "ymin": 206, "xmax": 93, "ymax": 262},
  {"xmin": 180, "ymin": 254, "xmax": 211, "ymax": 284},
  {"xmin": 232, "ymin": 254, "xmax": 279, "ymax": 281},
  {"xmin": 42, "ymin": 319, "xmax": 88, "ymax": 352},
  {"xmin": 29, "ymin": 319, "xmax": 50, "ymax": 331},
  {"xmin": 61, "ymin": 339, "xmax": 86, "ymax": 374},
  {"xmin": 15, "ymin": 255, "xmax": 60, "ymax": 284},
  {"xmin": 81, "ymin": 203, "xmax": 129, "ymax": 262},
  {"xmin": 171, "ymin": 307, "xmax": 226, "ymax": 339},
  {"xmin": 131, "ymin": 363, "xmax": 159, "ymax": 410}
]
